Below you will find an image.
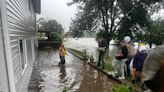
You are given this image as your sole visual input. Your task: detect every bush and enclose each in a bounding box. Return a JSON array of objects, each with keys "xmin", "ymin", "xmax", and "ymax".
[
  {"xmin": 49, "ymin": 32, "xmax": 62, "ymax": 45},
  {"xmin": 112, "ymin": 84, "xmax": 132, "ymax": 92}
]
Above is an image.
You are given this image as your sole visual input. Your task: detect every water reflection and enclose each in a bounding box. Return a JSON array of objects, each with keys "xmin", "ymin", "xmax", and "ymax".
[{"xmin": 59, "ymin": 65, "xmax": 66, "ymax": 83}]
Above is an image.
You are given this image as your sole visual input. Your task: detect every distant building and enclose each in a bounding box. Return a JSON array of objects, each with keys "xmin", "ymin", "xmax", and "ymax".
[{"xmin": 0, "ymin": 0, "xmax": 40, "ymax": 92}]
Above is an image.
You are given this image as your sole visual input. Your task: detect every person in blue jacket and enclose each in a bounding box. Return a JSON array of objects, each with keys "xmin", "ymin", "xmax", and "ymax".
[{"xmin": 132, "ymin": 46, "xmax": 147, "ymax": 84}]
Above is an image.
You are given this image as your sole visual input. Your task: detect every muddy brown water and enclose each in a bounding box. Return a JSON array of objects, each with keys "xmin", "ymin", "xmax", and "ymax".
[{"xmin": 37, "ymin": 50, "xmax": 118, "ymax": 92}]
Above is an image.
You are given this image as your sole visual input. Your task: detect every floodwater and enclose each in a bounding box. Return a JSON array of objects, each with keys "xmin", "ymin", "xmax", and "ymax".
[
  {"xmin": 38, "ymin": 51, "xmax": 118, "ymax": 92},
  {"xmin": 37, "ymin": 38, "xmax": 120, "ymax": 92},
  {"xmin": 64, "ymin": 38, "xmax": 120, "ymax": 63}
]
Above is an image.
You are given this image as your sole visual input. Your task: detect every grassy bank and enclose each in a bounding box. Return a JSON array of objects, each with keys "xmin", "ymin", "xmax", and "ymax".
[
  {"xmin": 67, "ymin": 48, "xmax": 88, "ymax": 60},
  {"xmin": 67, "ymin": 48, "xmax": 84, "ymax": 57}
]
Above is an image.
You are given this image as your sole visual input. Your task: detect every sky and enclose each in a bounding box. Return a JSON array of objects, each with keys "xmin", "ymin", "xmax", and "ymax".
[
  {"xmin": 38, "ymin": 0, "xmax": 77, "ymax": 32},
  {"xmin": 151, "ymin": 9, "xmax": 164, "ymax": 20},
  {"xmin": 38, "ymin": 0, "xmax": 164, "ymax": 32}
]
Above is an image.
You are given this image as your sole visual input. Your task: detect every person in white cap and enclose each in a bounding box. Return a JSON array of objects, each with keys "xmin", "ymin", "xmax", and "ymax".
[
  {"xmin": 124, "ymin": 36, "xmax": 131, "ymax": 43},
  {"xmin": 132, "ymin": 46, "xmax": 148, "ymax": 84},
  {"xmin": 124, "ymin": 36, "xmax": 136, "ymax": 76}
]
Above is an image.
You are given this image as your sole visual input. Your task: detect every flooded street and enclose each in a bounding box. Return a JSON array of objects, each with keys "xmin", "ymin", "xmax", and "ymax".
[{"xmin": 37, "ymin": 50, "xmax": 118, "ymax": 92}]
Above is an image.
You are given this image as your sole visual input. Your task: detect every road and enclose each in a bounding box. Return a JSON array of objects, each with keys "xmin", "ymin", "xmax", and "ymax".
[{"xmin": 36, "ymin": 50, "xmax": 117, "ymax": 92}]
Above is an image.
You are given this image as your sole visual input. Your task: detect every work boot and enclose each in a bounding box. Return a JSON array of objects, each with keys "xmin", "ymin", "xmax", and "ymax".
[{"xmin": 118, "ymin": 76, "xmax": 125, "ymax": 80}]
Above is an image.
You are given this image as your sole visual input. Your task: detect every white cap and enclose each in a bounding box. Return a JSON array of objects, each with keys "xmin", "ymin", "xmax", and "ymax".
[
  {"xmin": 124, "ymin": 36, "xmax": 131, "ymax": 43},
  {"xmin": 139, "ymin": 46, "xmax": 147, "ymax": 52}
]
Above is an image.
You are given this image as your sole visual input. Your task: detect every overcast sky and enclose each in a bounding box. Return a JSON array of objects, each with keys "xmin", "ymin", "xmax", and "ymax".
[
  {"xmin": 151, "ymin": 9, "xmax": 164, "ymax": 20},
  {"xmin": 38, "ymin": 0, "xmax": 164, "ymax": 32},
  {"xmin": 38, "ymin": 0, "xmax": 77, "ymax": 32}
]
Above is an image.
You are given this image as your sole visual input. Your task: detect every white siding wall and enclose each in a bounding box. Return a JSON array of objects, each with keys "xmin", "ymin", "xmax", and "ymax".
[
  {"xmin": 0, "ymin": 9, "xmax": 3, "ymax": 92},
  {"xmin": 4, "ymin": 0, "xmax": 37, "ymax": 91},
  {"xmin": 0, "ymin": 5, "xmax": 10, "ymax": 92},
  {"xmin": 0, "ymin": 10, "xmax": 2, "ymax": 92}
]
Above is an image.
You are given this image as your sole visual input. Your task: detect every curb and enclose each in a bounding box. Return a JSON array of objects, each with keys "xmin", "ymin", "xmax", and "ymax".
[
  {"xmin": 67, "ymin": 49, "xmax": 142, "ymax": 92},
  {"xmin": 67, "ymin": 49, "xmax": 88, "ymax": 60}
]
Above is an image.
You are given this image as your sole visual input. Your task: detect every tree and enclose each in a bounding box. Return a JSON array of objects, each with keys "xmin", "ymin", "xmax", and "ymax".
[
  {"xmin": 145, "ymin": 19, "xmax": 164, "ymax": 47},
  {"xmin": 37, "ymin": 18, "xmax": 64, "ymax": 46},
  {"xmin": 38, "ymin": 18, "xmax": 64, "ymax": 34},
  {"xmin": 68, "ymin": 0, "xmax": 163, "ymax": 48}
]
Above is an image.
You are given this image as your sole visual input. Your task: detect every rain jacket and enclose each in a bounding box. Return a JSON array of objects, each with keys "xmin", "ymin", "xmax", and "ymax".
[{"xmin": 59, "ymin": 46, "xmax": 67, "ymax": 57}]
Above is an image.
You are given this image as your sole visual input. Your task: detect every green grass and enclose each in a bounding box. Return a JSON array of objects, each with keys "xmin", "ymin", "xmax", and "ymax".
[
  {"xmin": 104, "ymin": 63, "xmax": 113, "ymax": 71},
  {"xmin": 67, "ymin": 48, "xmax": 85, "ymax": 58},
  {"xmin": 113, "ymin": 84, "xmax": 132, "ymax": 92},
  {"xmin": 62, "ymin": 85, "xmax": 68, "ymax": 92}
]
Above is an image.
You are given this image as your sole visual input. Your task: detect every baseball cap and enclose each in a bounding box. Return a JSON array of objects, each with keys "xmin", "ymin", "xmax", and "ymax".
[{"xmin": 124, "ymin": 36, "xmax": 131, "ymax": 43}]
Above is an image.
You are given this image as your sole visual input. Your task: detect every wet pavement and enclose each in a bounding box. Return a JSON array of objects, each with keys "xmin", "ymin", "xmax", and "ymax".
[{"xmin": 36, "ymin": 50, "xmax": 118, "ymax": 92}]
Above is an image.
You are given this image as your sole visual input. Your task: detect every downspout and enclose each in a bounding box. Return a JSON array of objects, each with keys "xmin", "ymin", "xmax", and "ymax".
[{"xmin": 0, "ymin": 0, "xmax": 16, "ymax": 92}]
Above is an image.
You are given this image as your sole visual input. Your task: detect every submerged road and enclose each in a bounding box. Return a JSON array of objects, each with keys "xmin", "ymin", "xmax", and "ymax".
[{"xmin": 37, "ymin": 50, "xmax": 117, "ymax": 92}]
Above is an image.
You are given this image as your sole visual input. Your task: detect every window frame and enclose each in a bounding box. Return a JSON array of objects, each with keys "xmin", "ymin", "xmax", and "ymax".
[{"xmin": 18, "ymin": 38, "xmax": 27, "ymax": 75}]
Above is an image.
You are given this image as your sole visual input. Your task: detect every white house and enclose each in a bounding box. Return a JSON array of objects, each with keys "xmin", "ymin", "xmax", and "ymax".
[{"xmin": 0, "ymin": 0, "xmax": 40, "ymax": 92}]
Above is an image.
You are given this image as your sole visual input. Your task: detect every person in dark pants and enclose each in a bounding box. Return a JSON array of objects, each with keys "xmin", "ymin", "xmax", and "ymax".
[{"xmin": 97, "ymin": 37, "xmax": 107, "ymax": 69}]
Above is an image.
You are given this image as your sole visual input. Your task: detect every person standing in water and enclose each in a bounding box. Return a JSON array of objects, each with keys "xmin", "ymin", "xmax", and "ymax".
[{"xmin": 59, "ymin": 43, "xmax": 67, "ymax": 65}]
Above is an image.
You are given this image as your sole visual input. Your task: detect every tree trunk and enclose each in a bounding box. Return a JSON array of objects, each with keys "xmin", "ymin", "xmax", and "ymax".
[
  {"xmin": 105, "ymin": 37, "xmax": 111, "ymax": 49},
  {"xmin": 149, "ymin": 43, "xmax": 152, "ymax": 49}
]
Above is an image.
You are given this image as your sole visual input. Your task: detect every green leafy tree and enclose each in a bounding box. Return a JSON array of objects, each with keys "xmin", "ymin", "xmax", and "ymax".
[
  {"xmin": 68, "ymin": 0, "xmax": 163, "ymax": 48},
  {"xmin": 37, "ymin": 18, "xmax": 64, "ymax": 46},
  {"xmin": 145, "ymin": 19, "xmax": 164, "ymax": 47},
  {"xmin": 49, "ymin": 32, "xmax": 62, "ymax": 44},
  {"xmin": 38, "ymin": 18, "xmax": 64, "ymax": 34}
]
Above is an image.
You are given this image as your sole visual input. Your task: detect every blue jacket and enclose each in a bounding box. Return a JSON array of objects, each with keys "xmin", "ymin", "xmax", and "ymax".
[{"xmin": 133, "ymin": 52, "xmax": 147, "ymax": 71}]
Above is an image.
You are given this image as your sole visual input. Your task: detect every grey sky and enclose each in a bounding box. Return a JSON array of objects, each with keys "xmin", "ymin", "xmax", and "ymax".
[
  {"xmin": 151, "ymin": 9, "xmax": 164, "ymax": 20},
  {"xmin": 38, "ymin": 0, "xmax": 77, "ymax": 32}
]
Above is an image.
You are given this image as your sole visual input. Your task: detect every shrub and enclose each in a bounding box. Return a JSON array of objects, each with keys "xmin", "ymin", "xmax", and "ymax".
[{"xmin": 49, "ymin": 32, "xmax": 62, "ymax": 45}]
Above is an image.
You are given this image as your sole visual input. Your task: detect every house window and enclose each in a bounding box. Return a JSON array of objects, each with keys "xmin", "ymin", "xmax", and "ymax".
[{"xmin": 18, "ymin": 38, "xmax": 27, "ymax": 74}]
